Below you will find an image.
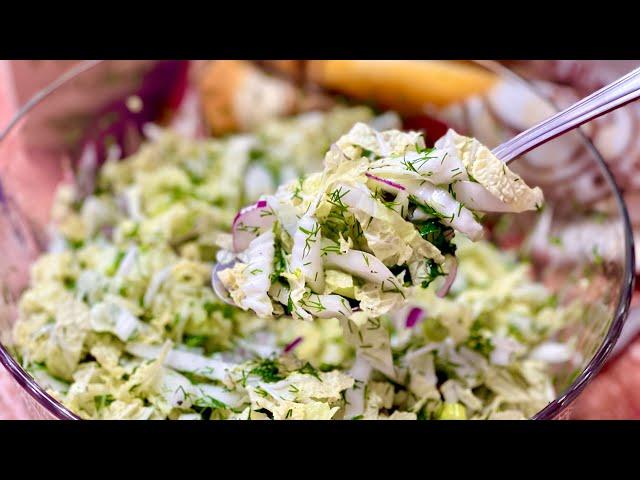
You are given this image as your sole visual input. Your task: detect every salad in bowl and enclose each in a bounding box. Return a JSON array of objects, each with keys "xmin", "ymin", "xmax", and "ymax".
[{"xmin": 1, "ymin": 60, "xmax": 632, "ymax": 420}]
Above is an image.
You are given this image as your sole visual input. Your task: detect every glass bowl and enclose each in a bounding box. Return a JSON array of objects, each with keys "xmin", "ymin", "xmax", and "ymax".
[{"xmin": 0, "ymin": 60, "xmax": 634, "ymax": 420}]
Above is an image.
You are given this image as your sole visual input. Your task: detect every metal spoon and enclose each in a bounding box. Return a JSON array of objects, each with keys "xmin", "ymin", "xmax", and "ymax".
[
  {"xmin": 494, "ymin": 66, "xmax": 640, "ymax": 164},
  {"xmin": 211, "ymin": 260, "xmax": 237, "ymax": 305}
]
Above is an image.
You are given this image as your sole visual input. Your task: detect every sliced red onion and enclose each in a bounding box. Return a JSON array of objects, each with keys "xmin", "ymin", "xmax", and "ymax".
[
  {"xmin": 405, "ymin": 307, "xmax": 425, "ymax": 328},
  {"xmin": 232, "ymin": 199, "xmax": 275, "ymax": 252},
  {"xmin": 486, "ymin": 81, "xmax": 582, "ymax": 169},
  {"xmin": 439, "ymin": 102, "xmax": 469, "ymax": 133},
  {"xmin": 524, "ymin": 134, "xmax": 581, "ymax": 169},
  {"xmin": 365, "ymin": 172, "xmax": 406, "ymax": 192},
  {"xmin": 284, "ymin": 337, "xmax": 303, "ymax": 354},
  {"xmin": 592, "ymin": 107, "xmax": 635, "ymax": 161},
  {"xmin": 486, "ymin": 80, "xmax": 556, "ymax": 132},
  {"xmin": 233, "ymin": 199, "xmax": 267, "ymax": 224},
  {"xmin": 436, "ymin": 257, "xmax": 458, "ymax": 298},
  {"xmin": 511, "ymin": 154, "xmax": 591, "ymax": 186},
  {"xmin": 462, "ymin": 96, "xmax": 504, "ymax": 149}
]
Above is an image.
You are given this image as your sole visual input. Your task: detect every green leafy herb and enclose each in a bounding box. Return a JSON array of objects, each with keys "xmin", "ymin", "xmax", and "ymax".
[
  {"xmin": 271, "ymin": 235, "xmax": 288, "ymax": 283},
  {"xmin": 549, "ymin": 235, "xmax": 563, "ymax": 246},
  {"xmin": 298, "ymin": 222, "xmax": 320, "ymax": 259},
  {"xmin": 67, "ymin": 238, "xmax": 85, "ymax": 250},
  {"xmin": 592, "ymin": 245, "xmax": 603, "ymax": 265},
  {"xmin": 62, "ymin": 276, "xmax": 76, "ymax": 291},
  {"xmin": 94, "ymin": 394, "xmax": 115, "ymax": 412},
  {"xmin": 106, "ymin": 250, "xmax": 126, "ymax": 276},
  {"xmin": 417, "ymin": 219, "xmax": 457, "ymax": 255},
  {"xmin": 420, "ymin": 259, "xmax": 446, "ymax": 288},
  {"xmin": 250, "ymin": 358, "xmax": 284, "ymax": 383},
  {"xmin": 184, "ymin": 334, "xmax": 208, "ymax": 348},
  {"xmin": 423, "ymin": 317, "xmax": 449, "ymax": 342},
  {"xmin": 360, "ymin": 148, "xmax": 374, "ymax": 159},
  {"xmin": 193, "ymin": 394, "xmax": 227, "ymax": 410},
  {"xmin": 249, "ymin": 148, "xmax": 265, "ymax": 162},
  {"xmin": 410, "ymin": 196, "xmax": 444, "ymax": 219},
  {"xmin": 465, "ymin": 319, "xmax": 494, "ymax": 356},
  {"xmin": 298, "ymin": 362, "xmax": 322, "ymax": 381},
  {"xmin": 203, "ymin": 301, "xmax": 235, "ymax": 319},
  {"xmin": 292, "ymin": 176, "xmax": 305, "ymax": 201}
]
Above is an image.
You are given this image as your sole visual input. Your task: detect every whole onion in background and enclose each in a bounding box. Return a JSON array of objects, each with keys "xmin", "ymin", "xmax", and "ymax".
[{"xmin": 504, "ymin": 60, "xmax": 640, "ymax": 419}]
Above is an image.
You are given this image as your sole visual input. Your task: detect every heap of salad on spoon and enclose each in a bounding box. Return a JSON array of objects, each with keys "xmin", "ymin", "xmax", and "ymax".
[{"xmin": 214, "ymin": 122, "xmax": 544, "ymax": 327}]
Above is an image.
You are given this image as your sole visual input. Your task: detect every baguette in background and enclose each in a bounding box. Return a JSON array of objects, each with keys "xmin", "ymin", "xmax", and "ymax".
[
  {"xmin": 198, "ymin": 60, "xmax": 298, "ymax": 136},
  {"xmin": 306, "ymin": 60, "xmax": 497, "ymax": 113}
]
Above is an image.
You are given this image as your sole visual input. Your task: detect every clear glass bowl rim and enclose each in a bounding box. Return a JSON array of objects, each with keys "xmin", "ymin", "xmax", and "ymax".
[{"xmin": 0, "ymin": 60, "xmax": 634, "ymax": 420}]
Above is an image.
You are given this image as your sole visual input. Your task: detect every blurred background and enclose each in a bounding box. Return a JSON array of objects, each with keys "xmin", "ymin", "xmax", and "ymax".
[{"xmin": 1, "ymin": 60, "xmax": 639, "ymax": 420}]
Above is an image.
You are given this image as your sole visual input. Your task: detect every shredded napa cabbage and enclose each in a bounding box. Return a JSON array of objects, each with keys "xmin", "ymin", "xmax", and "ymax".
[{"xmin": 12, "ymin": 105, "xmax": 572, "ymax": 420}]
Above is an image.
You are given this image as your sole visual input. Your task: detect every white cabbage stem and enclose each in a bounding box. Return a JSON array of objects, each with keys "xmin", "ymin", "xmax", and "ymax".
[
  {"xmin": 409, "ymin": 182, "xmax": 483, "ymax": 240},
  {"xmin": 322, "ymin": 240, "xmax": 402, "ymax": 292},
  {"xmin": 290, "ymin": 214, "xmax": 325, "ymax": 293}
]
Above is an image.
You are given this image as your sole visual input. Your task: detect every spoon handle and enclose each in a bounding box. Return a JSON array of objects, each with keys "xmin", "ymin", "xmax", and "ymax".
[{"xmin": 493, "ymin": 66, "xmax": 640, "ymax": 164}]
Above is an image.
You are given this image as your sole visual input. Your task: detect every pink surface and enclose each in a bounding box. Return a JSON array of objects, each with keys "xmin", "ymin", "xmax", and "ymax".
[
  {"xmin": 0, "ymin": 368, "xmax": 27, "ymax": 419},
  {"xmin": 0, "ymin": 61, "xmax": 29, "ymax": 419},
  {"xmin": 0, "ymin": 62, "xmax": 17, "ymax": 127}
]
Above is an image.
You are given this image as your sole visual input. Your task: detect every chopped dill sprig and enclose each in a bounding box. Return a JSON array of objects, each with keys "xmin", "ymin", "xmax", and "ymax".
[
  {"xmin": 298, "ymin": 362, "xmax": 322, "ymax": 381},
  {"xmin": 292, "ymin": 176, "xmax": 305, "ymax": 201},
  {"xmin": 250, "ymin": 358, "xmax": 284, "ymax": 383},
  {"xmin": 321, "ymin": 240, "xmax": 342, "ymax": 255},
  {"xmin": 410, "ymin": 196, "xmax": 444, "ymax": 219},
  {"xmin": 300, "ymin": 293, "xmax": 326, "ymax": 312},
  {"xmin": 419, "ymin": 259, "xmax": 446, "ymax": 288},
  {"xmin": 298, "ymin": 222, "xmax": 320, "ymax": 259},
  {"xmin": 236, "ymin": 223, "xmax": 261, "ymax": 235}
]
